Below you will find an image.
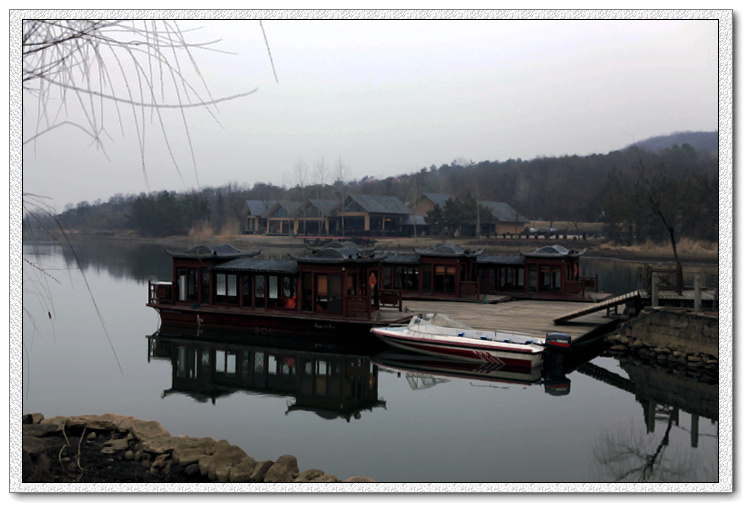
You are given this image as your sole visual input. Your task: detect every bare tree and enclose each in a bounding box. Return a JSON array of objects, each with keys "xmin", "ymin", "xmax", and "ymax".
[
  {"xmin": 313, "ymin": 155, "xmax": 329, "ymax": 199},
  {"xmin": 335, "ymin": 156, "xmax": 352, "ymax": 236},
  {"xmin": 633, "ymin": 148, "xmax": 684, "ymax": 291},
  {"xmin": 23, "ymin": 19, "xmax": 259, "ymax": 190},
  {"xmin": 405, "ymin": 168, "xmax": 424, "ymax": 239},
  {"xmin": 293, "ymin": 158, "xmax": 310, "ymax": 200},
  {"xmin": 292, "ymin": 158, "xmax": 310, "ymax": 233},
  {"xmin": 20, "ymin": 18, "xmax": 263, "ymax": 373},
  {"xmin": 593, "ymin": 406, "xmax": 704, "ymax": 482}
]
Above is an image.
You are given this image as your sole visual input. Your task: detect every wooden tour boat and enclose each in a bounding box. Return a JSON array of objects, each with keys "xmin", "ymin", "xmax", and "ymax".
[
  {"xmin": 147, "ymin": 243, "xmax": 410, "ymax": 338},
  {"xmin": 147, "ymin": 241, "xmax": 599, "ymax": 340}
]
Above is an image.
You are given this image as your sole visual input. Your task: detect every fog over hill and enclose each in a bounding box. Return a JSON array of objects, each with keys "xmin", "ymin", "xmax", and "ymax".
[{"xmin": 628, "ymin": 131, "xmax": 718, "ymax": 154}]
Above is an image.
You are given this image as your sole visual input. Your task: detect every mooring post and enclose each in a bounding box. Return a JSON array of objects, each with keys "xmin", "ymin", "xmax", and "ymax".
[
  {"xmin": 694, "ymin": 274, "xmax": 702, "ymax": 313},
  {"xmin": 651, "ymin": 272, "xmax": 659, "ymax": 306}
]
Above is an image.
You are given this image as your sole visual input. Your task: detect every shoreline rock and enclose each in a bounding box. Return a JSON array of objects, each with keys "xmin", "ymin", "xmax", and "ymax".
[
  {"xmin": 22, "ymin": 413, "xmax": 375, "ymax": 484},
  {"xmin": 605, "ymin": 333, "xmax": 718, "ymax": 383}
]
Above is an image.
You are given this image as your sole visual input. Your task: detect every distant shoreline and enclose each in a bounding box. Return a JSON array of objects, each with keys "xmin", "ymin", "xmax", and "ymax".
[{"xmin": 31, "ymin": 230, "xmax": 720, "ymax": 265}]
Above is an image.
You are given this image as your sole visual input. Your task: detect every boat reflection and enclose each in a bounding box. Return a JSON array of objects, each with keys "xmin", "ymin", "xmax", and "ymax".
[
  {"xmin": 147, "ymin": 325, "xmax": 385, "ymax": 422},
  {"xmin": 372, "ymin": 350, "xmax": 575, "ymax": 395},
  {"xmin": 371, "ymin": 334, "xmax": 617, "ymax": 396}
]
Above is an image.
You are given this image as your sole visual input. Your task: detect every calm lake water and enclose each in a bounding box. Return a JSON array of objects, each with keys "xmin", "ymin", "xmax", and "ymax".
[{"xmin": 19, "ymin": 239, "xmax": 720, "ymax": 485}]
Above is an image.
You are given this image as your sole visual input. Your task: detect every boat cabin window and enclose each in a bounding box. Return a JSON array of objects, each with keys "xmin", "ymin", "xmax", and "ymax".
[
  {"xmin": 241, "ymin": 275, "xmax": 252, "ymax": 307},
  {"xmin": 301, "ymin": 272, "xmax": 313, "ymax": 311},
  {"xmin": 177, "ymin": 268, "xmax": 199, "ymax": 302},
  {"xmin": 254, "ymin": 275, "xmax": 265, "ymax": 308},
  {"xmin": 312, "ymin": 274, "xmax": 343, "ymax": 314},
  {"xmin": 395, "ymin": 266, "xmax": 419, "ymax": 291},
  {"xmin": 347, "ymin": 273, "xmax": 357, "ymax": 296},
  {"xmin": 214, "ymin": 272, "xmax": 239, "ymax": 304},
  {"xmin": 328, "ymin": 275, "xmax": 342, "ymax": 314},
  {"xmin": 201, "ymin": 270, "xmax": 210, "ymax": 304},
  {"xmin": 434, "ymin": 265, "xmax": 456, "ymax": 293},
  {"xmin": 267, "ymin": 275, "xmax": 280, "ymax": 308},
  {"xmin": 500, "ymin": 266, "xmax": 525, "ymax": 290},
  {"xmin": 539, "ymin": 265, "xmax": 563, "ymax": 293},
  {"xmin": 382, "ymin": 266, "xmax": 393, "ymax": 290},
  {"xmin": 479, "ymin": 267, "xmax": 497, "ymax": 291},
  {"xmin": 422, "ymin": 264, "xmax": 432, "ymax": 293},
  {"xmin": 528, "ymin": 265, "xmax": 538, "ymax": 292},
  {"xmin": 283, "ymin": 277, "xmax": 297, "ymax": 309},
  {"xmin": 315, "ymin": 274, "xmax": 328, "ymax": 312},
  {"xmin": 266, "ymin": 275, "xmax": 297, "ymax": 309}
]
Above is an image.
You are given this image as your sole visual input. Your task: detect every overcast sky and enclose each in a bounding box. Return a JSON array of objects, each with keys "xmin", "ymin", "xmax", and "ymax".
[{"xmin": 20, "ymin": 14, "xmax": 722, "ymax": 211}]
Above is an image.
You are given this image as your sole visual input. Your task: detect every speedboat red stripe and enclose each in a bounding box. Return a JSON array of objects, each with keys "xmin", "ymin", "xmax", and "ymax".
[
  {"xmin": 377, "ymin": 335, "xmax": 537, "ymax": 368},
  {"xmin": 372, "ymin": 330, "xmax": 540, "ymax": 355}
]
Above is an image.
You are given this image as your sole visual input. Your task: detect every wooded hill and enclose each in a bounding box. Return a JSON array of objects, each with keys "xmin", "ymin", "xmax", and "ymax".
[
  {"xmin": 25, "ymin": 132, "xmax": 718, "ymax": 245},
  {"xmin": 629, "ymin": 131, "xmax": 718, "ymax": 155}
]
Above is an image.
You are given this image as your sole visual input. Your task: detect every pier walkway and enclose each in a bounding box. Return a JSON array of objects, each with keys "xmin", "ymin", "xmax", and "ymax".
[
  {"xmin": 401, "ymin": 298, "xmax": 618, "ymax": 343},
  {"xmin": 552, "ymin": 291, "xmax": 641, "ymax": 325}
]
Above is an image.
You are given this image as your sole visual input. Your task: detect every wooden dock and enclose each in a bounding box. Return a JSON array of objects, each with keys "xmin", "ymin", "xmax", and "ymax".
[
  {"xmin": 401, "ymin": 299, "xmax": 618, "ymax": 344},
  {"xmin": 552, "ymin": 291, "xmax": 641, "ymax": 325}
]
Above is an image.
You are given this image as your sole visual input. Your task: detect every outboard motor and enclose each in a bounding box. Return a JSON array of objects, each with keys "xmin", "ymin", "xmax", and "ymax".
[
  {"xmin": 545, "ymin": 332, "xmax": 572, "ymax": 351},
  {"xmin": 542, "ymin": 351, "xmax": 571, "ymax": 396}
]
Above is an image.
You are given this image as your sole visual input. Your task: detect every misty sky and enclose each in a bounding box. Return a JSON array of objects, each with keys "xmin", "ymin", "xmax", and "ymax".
[{"xmin": 21, "ymin": 15, "xmax": 722, "ymax": 211}]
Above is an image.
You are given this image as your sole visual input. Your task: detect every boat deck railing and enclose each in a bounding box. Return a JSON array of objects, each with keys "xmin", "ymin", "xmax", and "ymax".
[{"xmin": 148, "ymin": 280, "xmax": 174, "ymax": 305}]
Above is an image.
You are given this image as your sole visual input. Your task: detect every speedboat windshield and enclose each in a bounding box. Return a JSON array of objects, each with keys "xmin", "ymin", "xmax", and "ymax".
[{"xmin": 409, "ymin": 313, "xmax": 472, "ymax": 330}]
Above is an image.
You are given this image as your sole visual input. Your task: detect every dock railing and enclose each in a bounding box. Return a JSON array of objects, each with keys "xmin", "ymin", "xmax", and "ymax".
[
  {"xmin": 148, "ymin": 280, "xmax": 173, "ymax": 305},
  {"xmin": 346, "ymin": 294, "xmax": 373, "ymax": 318},
  {"xmin": 459, "ymin": 281, "xmax": 480, "ymax": 299},
  {"xmin": 378, "ymin": 289, "xmax": 403, "ymax": 312},
  {"xmin": 565, "ymin": 275, "xmax": 598, "ymax": 297}
]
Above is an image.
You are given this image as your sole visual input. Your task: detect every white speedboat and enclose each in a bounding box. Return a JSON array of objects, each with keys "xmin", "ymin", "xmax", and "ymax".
[{"xmin": 371, "ymin": 313, "xmax": 569, "ymax": 370}]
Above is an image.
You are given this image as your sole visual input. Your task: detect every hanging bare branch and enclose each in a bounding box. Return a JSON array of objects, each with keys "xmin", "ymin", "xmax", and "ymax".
[
  {"xmin": 22, "ymin": 19, "xmax": 264, "ymax": 377},
  {"xmin": 23, "ymin": 19, "xmax": 260, "ymax": 194}
]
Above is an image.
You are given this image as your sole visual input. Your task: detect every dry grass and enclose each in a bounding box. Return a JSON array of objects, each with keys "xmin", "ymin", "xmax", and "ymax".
[
  {"xmin": 530, "ymin": 221, "xmax": 605, "ymax": 232},
  {"xmin": 601, "ymin": 238, "xmax": 718, "ymax": 260},
  {"xmin": 187, "ymin": 220, "xmax": 214, "ymax": 241}
]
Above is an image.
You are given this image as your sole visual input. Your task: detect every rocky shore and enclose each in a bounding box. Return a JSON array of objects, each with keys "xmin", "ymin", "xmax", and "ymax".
[
  {"xmin": 600, "ymin": 301, "xmax": 720, "ymax": 383},
  {"xmin": 606, "ymin": 333, "xmax": 718, "ymax": 382},
  {"xmin": 22, "ymin": 413, "xmax": 375, "ymax": 484}
]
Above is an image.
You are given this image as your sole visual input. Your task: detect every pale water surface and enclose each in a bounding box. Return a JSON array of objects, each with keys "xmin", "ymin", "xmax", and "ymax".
[{"xmin": 19, "ymin": 239, "xmax": 720, "ymax": 484}]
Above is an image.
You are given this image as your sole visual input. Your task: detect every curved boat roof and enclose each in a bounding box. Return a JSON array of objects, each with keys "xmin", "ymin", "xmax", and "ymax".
[
  {"xmin": 413, "ymin": 243, "xmax": 483, "ymax": 258},
  {"xmin": 212, "ymin": 258, "xmax": 298, "ymax": 274},
  {"xmin": 299, "ymin": 245, "xmax": 384, "ymax": 264},
  {"xmin": 164, "ymin": 244, "xmax": 260, "ymax": 259}
]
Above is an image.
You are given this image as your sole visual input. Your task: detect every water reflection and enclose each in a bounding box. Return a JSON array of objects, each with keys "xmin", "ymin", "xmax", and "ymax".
[
  {"xmin": 24, "ymin": 239, "xmax": 172, "ymax": 282},
  {"xmin": 22, "ymin": 238, "xmax": 721, "ymax": 483},
  {"xmin": 371, "ymin": 343, "xmax": 718, "ymax": 482},
  {"xmin": 585, "ymin": 356, "xmax": 718, "ymax": 482},
  {"xmin": 581, "ymin": 257, "xmax": 718, "ymax": 294},
  {"xmin": 147, "ymin": 326, "xmax": 386, "ymax": 422},
  {"xmin": 372, "ymin": 342, "xmax": 614, "ymax": 398},
  {"xmin": 374, "ymin": 351, "xmax": 544, "ymax": 390}
]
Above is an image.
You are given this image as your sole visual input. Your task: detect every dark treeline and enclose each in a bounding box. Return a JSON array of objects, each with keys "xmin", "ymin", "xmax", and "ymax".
[{"xmin": 24, "ymin": 134, "xmax": 718, "ymax": 245}]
